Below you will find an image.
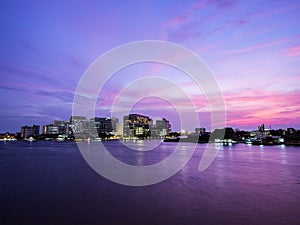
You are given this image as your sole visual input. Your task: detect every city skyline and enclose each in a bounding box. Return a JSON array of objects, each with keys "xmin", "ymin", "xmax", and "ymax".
[
  {"xmin": 6, "ymin": 112, "xmax": 299, "ymax": 135},
  {"xmin": 5, "ymin": 112, "xmax": 298, "ymax": 147},
  {"xmin": 1, "ymin": 0, "xmax": 300, "ymax": 132}
]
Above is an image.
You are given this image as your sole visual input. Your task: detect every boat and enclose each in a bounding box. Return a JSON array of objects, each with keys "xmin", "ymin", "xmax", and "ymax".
[
  {"xmin": 163, "ymin": 137, "xmax": 180, "ymax": 142},
  {"xmin": 56, "ymin": 134, "xmax": 68, "ymax": 141},
  {"xmin": 251, "ymin": 136, "xmax": 284, "ymax": 146},
  {"xmin": 0, "ymin": 138, "xmax": 17, "ymax": 142},
  {"xmin": 213, "ymin": 138, "xmax": 237, "ymax": 145},
  {"xmin": 25, "ymin": 137, "xmax": 35, "ymax": 142}
]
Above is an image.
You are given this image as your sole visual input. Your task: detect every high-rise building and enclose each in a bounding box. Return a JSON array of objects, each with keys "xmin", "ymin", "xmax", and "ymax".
[
  {"xmin": 156, "ymin": 118, "xmax": 171, "ymax": 136},
  {"xmin": 42, "ymin": 124, "xmax": 59, "ymax": 135},
  {"xmin": 111, "ymin": 117, "xmax": 119, "ymax": 132},
  {"xmin": 115, "ymin": 122, "xmax": 123, "ymax": 136},
  {"xmin": 89, "ymin": 117, "xmax": 116, "ymax": 134},
  {"xmin": 123, "ymin": 115, "xmax": 131, "ymax": 136},
  {"xmin": 195, "ymin": 127, "xmax": 206, "ymax": 134},
  {"xmin": 42, "ymin": 121, "xmax": 71, "ymax": 136},
  {"xmin": 21, "ymin": 125, "xmax": 40, "ymax": 138},
  {"xmin": 70, "ymin": 116, "xmax": 88, "ymax": 134},
  {"xmin": 54, "ymin": 120, "xmax": 71, "ymax": 135},
  {"xmin": 123, "ymin": 114, "xmax": 152, "ymax": 138}
]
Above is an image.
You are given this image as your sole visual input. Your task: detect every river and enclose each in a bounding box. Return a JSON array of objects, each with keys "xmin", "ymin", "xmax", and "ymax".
[{"xmin": 1, "ymin": 141, "xmax": 299, "ymax": 225}]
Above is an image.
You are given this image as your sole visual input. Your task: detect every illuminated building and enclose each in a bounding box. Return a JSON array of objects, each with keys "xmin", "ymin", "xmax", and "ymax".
[
  {"xmin": 70, "ymin": 116, "xmax": 88, "ymax": 134},
  {"xmin": 42, "ymin": 124, "xmax": 59, "ymax": 135},
  {"xmin": 156, "ymin": 118, "xmax": 171, "ymax": 137},
  {"xmin": 123, "ymin": 114, "xmax": 152, "ymax": 138},
  {"xmin": 20, "ymin": 125, "xmax": 40, "ymax": 139}
]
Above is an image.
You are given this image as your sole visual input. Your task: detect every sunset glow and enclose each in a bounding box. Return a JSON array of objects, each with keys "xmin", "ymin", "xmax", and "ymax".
[{"xmin": 1, "ymin": 0, "xmax": 299, "ymax": 132}]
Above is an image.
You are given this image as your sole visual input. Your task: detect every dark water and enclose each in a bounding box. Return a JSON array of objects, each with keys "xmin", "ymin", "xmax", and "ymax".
[{"xmin": 1, "ymin": 141, "xmax": 300, "ymax": 225}]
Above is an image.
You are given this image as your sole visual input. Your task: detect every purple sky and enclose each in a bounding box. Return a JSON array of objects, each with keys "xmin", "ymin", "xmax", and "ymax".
[{"xmin": 1, "ymin": 0, "xmax": 300, "ymax": 132}]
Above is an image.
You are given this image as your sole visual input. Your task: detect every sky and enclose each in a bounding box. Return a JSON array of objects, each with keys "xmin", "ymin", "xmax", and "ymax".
[{"xmin": 0, "ymin": 0, "xmax": 300, "ymax": 132}]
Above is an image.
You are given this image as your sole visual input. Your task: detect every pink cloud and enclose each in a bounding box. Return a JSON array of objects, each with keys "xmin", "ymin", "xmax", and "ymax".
[
  {"xmin": 192, "ymin": 0, "xmax": 207, "ymax": 10},
  {"xmin": 164, "ymin": 0, "xmax": 205, "ymax": 29},
  {"xmin": 224, "ymin": 34, "xmax": 300, "ymax": 55},
  {"xmin": 223, "ymin": 89, "xmax": 300, "ymax": 128},
  {"xmin": 96, "ymin": 80, "xmax": 300, "ymax": 130},
  {"xmin": 231, "ymin": 18, "xmax": 249, "ymax": 25},
  {"xmin": 164, "ymin": 14, "xmax": 190, "ymax": 27},
  {"xmin": 161, "ymin": 0, "xmax": 231, "ymax": 42},
  {"xmin": 224, "ymin": 40, "xmax": 281, "ymax": 54},
  {"xmin": 287, "ymin": 45, "xmax": 300, "ymax": 57}
]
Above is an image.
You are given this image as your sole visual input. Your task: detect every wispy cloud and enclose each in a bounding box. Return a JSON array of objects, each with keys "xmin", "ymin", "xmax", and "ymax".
[
  {"xmin": 161, "ymin": 0, "xmax": 240, "ymax": 43},
  {"xmin": 35, "ymin": 90, "xmax": 75, "ymax": 103},
  {"xmin": 229, "ymin": 18, "xmax": 249, "ymax": 26},
  {"xmin": 223, "ymin": 89, "xmax": 300, "ymax": 128},
  {"xmin": 223, "ymin": 40, "xmax": 281, "ymax": 54},
  {"xmin": 163, "ymin": 14, "xmax": 190, "ymax": 27},
  {"xmin": 0, "ymin": 85, "xmax": 28, "ymax": 92},
  {"xmin": 287, "ymin": 45, "xmax": 300, "ymax": 57},
  {"xmin": 224, "ymin": 34, "xmax": 300, "ymax": 55},
  {"xmin": 214, "ymin": 0, "xmax": 239, "ymax": 9},
  {"xmin": 0, "ymin": 63, "xmax": 66, "ymax": 89}
]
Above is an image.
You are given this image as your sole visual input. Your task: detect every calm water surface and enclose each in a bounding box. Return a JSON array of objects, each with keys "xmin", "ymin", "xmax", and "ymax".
[{"xmin": 1, "ymin": 141, "xmax": 300, "ymax": 225}]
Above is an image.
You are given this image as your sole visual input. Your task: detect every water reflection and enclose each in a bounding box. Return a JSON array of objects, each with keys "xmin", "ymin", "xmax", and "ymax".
[
  {"xmin": 248, "ymin": 147, "xmax": 254, "ymax": 162},
  {"xmin": 1, "ymin": 141, "xmax": 300, "ymax": 225},
  {"xmin": 136, "ymin": 151, "xmax": 144, "ymax": 166},
  {"xmin": 280, "ymin": 145, "xmax": 287, "ymax": 164},
  {"xmin": 259, "ymin": 145, "xmax": 264, "ymax": 158}
]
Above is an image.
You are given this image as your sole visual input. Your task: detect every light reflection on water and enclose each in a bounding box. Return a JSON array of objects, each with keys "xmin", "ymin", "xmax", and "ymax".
[
  {"xmin": 0, "ymin": 141, "xmax": 300, "ymax": 225},
  {"xmin": 280, "ymin": 145, "xmax": 287, "ymax": 164}
]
